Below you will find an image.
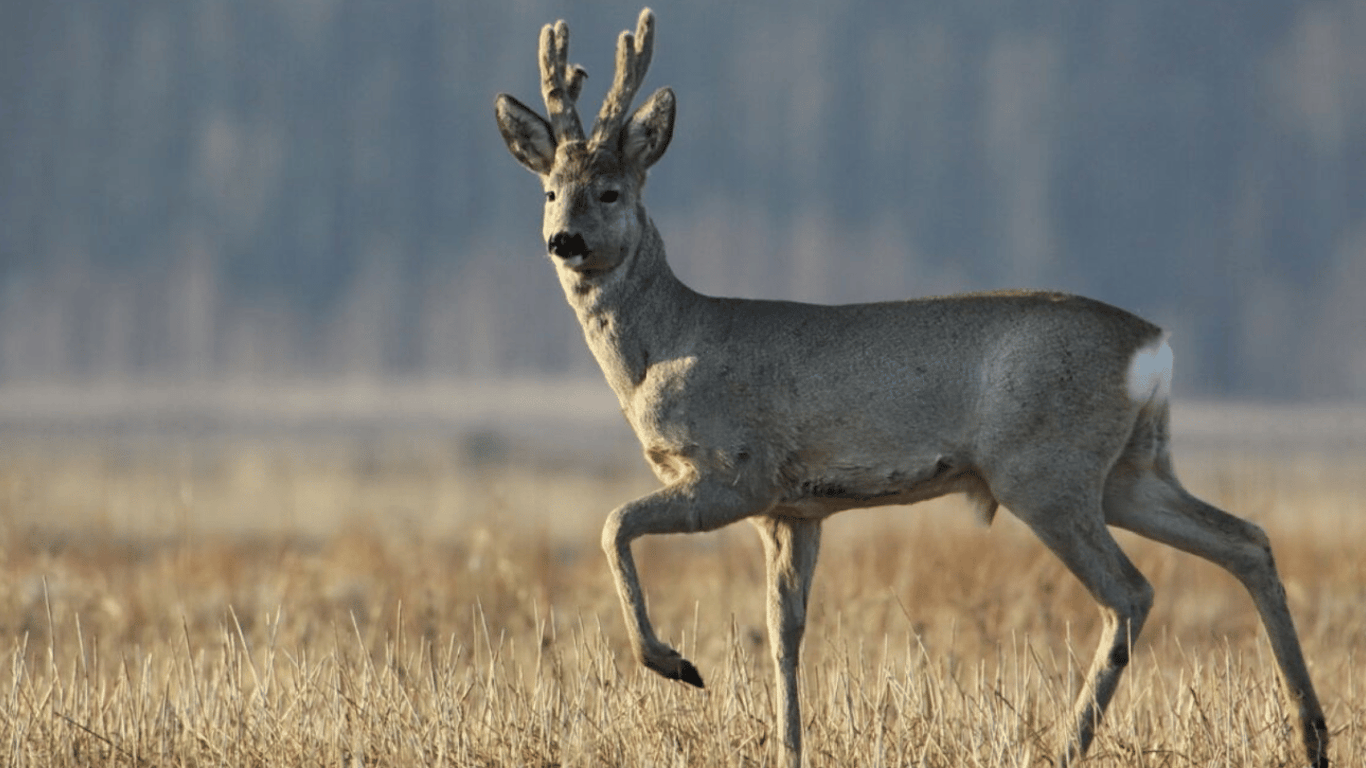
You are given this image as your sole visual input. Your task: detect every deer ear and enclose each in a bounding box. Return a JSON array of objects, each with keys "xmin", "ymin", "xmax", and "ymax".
[
  {"xmin": 496, "ymin": 94, "xmax": 557, "ymax": 174},
  {"xmin": 621, "ymin": 87, "xmax": 675, "ymax": 169}
]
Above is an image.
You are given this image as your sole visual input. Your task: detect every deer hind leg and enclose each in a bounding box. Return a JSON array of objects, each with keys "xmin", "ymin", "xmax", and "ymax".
[
  {"xmin": 601, "ymin": 478, "xmax": 770, "ymax": 688},
  {"xmin": 1005, "ymin": 485, "xmax": 1154, "ymax": 768},
  {"xmin": 751, "ymin": 515, "xmax": 822, "ymax": 768},
  {"xmin": 1103, "ymin": 461, "xmax": 1329, "ymax": 768}
]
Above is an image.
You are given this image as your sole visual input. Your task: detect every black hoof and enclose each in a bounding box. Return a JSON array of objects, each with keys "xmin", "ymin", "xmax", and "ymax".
[{"xmin": 676, "ymin": 659, "xmax": 704, "ymax": 688}]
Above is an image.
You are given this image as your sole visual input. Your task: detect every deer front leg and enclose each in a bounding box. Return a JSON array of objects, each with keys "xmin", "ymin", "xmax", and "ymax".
[
  {"xmin": 601, "ymin": 478, "xmax": 770, "ymax": 687},
  {"xmin": 752, "ymin": 515, "xmax": 822, "ymax": 768}
]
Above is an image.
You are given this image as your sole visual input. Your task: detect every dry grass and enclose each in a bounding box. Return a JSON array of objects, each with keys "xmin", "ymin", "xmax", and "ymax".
[{"xmin": 0, "ymin": 432, "xmax": 1362, "ymax": 766}]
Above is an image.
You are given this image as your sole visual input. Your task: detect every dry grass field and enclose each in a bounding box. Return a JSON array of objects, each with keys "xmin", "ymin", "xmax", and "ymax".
[{"xmin": 0, "ymin": 417, "xmax": 1363, "ymax": 766}]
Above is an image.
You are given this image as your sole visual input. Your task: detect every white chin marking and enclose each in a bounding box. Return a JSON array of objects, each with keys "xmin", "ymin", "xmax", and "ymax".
[
  {"xmin": 562, "ymin": 255, "xmax": 585, "ymax": 268},
  {"xmin": 1127, "ymin": 333, "xmax": 1173, "ymax": 404}
]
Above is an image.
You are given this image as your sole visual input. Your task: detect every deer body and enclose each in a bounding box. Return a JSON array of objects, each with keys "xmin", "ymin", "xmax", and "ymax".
[
  {"xmin": 496, "ymin": 10, "xmax": 1328, "ymax": 767},
  {"xmin": 569, "ymin": 224, "xmax": 1157, "ymax": 518}
]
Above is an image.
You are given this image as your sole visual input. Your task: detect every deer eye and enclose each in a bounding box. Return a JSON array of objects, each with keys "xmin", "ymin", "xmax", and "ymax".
[
  {"xmin": 545, "ymin": 190, "xmax": 557, "ymax": 202},
  {"xmin": 599, "ymin": 190, "xmax": 620, "ymax": 203}
]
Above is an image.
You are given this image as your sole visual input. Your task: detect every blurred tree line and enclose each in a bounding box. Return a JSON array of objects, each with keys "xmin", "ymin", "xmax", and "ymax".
[{"xmin": 2, "ymin": 0, "xmax": 1363, "ymax": 399}]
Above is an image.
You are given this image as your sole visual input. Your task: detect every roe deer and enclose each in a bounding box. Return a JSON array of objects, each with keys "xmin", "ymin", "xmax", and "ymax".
[{"xmin": 493, "ymin": 9, "xmax": 1328, "ymax": 767}]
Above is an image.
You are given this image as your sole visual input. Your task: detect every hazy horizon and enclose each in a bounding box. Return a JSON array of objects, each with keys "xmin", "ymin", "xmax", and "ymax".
[{"xmin": 3, "ymin": 1, "xmax": 1364, "ymax": 400}]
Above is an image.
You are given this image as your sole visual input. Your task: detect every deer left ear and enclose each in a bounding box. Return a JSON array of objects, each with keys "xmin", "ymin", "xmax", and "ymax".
[
  {"xmin": 621, "ymin": 87, "xmax": 675, "ymax": 169},
  {"xmin": 496, "ymin": 93, "xmax": 558, "ymax": 175}
]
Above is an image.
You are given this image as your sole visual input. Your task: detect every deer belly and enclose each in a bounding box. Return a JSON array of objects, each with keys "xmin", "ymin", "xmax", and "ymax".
[{"xmin": 778, "ymin": 452, "xmax": 981, "ymax": 516}]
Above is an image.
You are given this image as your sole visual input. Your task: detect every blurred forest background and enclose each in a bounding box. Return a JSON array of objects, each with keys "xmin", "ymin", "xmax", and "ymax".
[{"xmin": 3, "ymin": 0, "xmax": 1365, "ymax": 401}]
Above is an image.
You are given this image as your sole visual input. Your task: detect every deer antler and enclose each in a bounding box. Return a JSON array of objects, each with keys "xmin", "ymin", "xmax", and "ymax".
[
  {"xmin": 539, "ymin": 20, "xmax": 589, "ymax": 143},
  {"xmin": 589, "ymin": 8, "xmax": 655, "ymax": 150}
]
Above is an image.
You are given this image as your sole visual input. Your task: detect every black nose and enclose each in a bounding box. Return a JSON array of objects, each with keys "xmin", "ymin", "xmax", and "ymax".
[{"xmin": 548, "ymin": 232, "xmax": 588, "ymax": 259}]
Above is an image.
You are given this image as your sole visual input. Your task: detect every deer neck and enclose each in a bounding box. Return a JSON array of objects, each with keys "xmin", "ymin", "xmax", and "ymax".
[{"xmin": 557, "ymin": 217, "xmax": 696, "ymax": 399}]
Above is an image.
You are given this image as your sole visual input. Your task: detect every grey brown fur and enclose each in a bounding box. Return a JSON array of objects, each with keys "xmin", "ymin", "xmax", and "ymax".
[{"xmin": 494, "ymin": 9, "xmax": 1328, "ymax": 767}]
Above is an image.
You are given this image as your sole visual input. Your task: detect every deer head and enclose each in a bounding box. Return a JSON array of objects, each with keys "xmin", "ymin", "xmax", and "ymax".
[{"xmin": 495, "ymin": 9, "xmax": 675, "ymax": 276}]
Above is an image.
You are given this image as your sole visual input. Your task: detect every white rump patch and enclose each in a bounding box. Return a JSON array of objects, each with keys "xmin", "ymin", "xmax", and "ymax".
[{"xmin": 1127, "ymin": 334, "xmax": 1173, "ymax": 404}]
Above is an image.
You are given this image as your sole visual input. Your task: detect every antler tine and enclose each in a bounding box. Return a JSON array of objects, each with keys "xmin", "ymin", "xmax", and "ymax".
[
  {"xmin": 539, "ymin": 20, "xmax": 587, "ymax": 142},
  {"xmin": 590, "ymin": 8, "xmax": 656, "ymax": 149},
  {"xmin": 566, "ymin": 64, "xmax": 588, "ymax": 103}
]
